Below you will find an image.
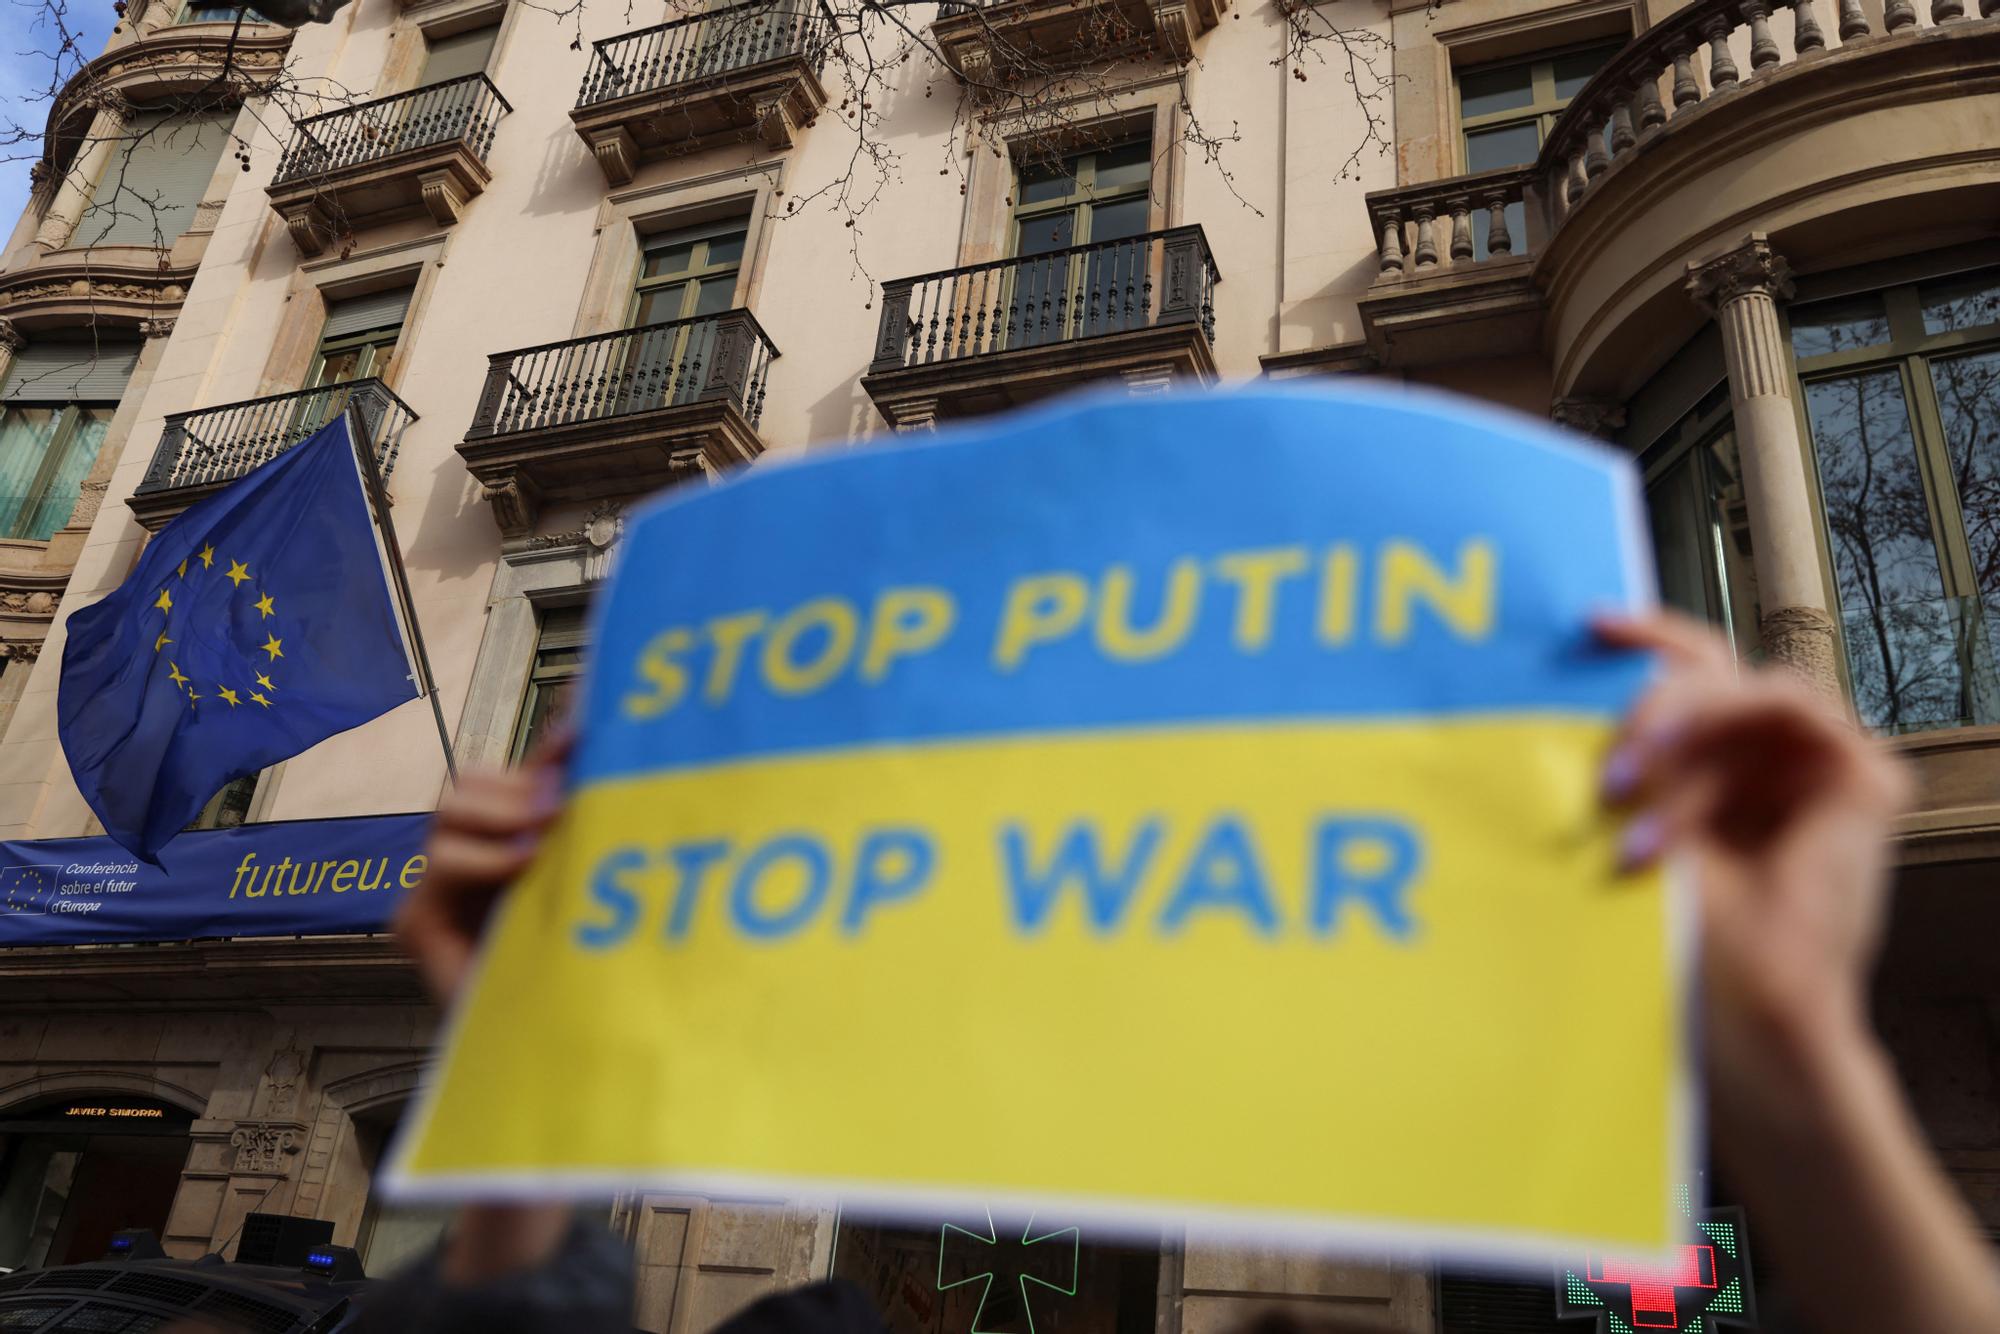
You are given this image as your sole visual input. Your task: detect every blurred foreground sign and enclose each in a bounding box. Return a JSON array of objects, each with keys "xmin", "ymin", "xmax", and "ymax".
[{"xmin": 392, "ymin": 385, "xmax": 1689, "ymax": 1260}]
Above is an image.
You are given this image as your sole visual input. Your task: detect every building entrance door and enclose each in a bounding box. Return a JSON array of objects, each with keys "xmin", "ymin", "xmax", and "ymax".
[
  {"xmin": 0, "ymin": 1097, "xmax": 193, "ymax": 1272},
  {"xmin": 831, "ymin": 1208, "xmax": 1159, "ymax": 1334}
]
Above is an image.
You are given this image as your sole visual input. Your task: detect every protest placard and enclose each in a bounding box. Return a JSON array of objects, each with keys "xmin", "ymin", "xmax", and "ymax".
[{"xmin": 390, "ymin": 384, "xmax": 1689, "ymax": 1261}]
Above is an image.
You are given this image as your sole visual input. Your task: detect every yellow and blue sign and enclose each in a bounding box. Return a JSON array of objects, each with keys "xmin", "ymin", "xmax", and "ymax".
[{"xmin": 392, "ymin": 384, "xmax": 1690, "ymax": 1262}]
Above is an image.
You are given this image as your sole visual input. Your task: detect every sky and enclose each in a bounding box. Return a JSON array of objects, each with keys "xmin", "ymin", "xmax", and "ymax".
[{"xmin": 0, "ymin": 0, "xmax": 119, "ymax": 231}]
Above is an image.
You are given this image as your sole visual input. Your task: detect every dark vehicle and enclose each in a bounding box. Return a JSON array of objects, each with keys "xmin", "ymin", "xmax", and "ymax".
[{"xmin": 0, "ymin": 1229, "xmax": 365, "ymax": 1333}]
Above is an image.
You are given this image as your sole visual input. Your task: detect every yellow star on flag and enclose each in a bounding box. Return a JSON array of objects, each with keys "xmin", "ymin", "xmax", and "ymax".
[
  {"xmin": 154, "ymin": 589, "xmax": 172, "ymax": 613},
  {"xmin": 198, "ymin": 544, "xmax": 215, "ymax": 568},
  {"xmin": 226, "ymin": 560, "xmax": 252, "ymax": 588},
  {"xmin": 154, "ymin": 633, "xmax": 172, "ymax": 652},
  {"xmin": 177, "ymin": 559, "xmax": 188, "ymax": 579},
  {"xmin": 261, "ymin": 634, "xmax": 283, "ymax": 660},
  {"xmin": 254, "ymin": 592, "xmax": 276, "ymax": 619},
  {"xmin": 255, "ymin": 672, "xmax": 276, "ymax": 692},
  {"xmin": 167, "ymin": 662, "xmax": 189, "ymax": 688},
  {"xmin": 186, "ymin": 687, "xmax": 201, "ymax": 702},
  {"xmin": 218, "ymin": 687, "xmax": 241, "ymax": 707},
  {"xmin": 250, "ymin": 692, "xmax": 271, "ymax": 708}
]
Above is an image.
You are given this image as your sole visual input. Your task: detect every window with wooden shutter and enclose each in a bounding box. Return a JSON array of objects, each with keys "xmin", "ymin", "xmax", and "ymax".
[
  {"xmin": 421, "ymin": 22, "xmax": 500, "ymax": 85},
  {"xmin": 73, "ymin": 109, "xmax": 233, "ymax": 249}
]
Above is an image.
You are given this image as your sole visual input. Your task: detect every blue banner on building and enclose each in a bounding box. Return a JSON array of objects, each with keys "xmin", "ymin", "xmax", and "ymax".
[{"xmin": 0, "ymin": 814, "xmax": 430, "ymax": 947}]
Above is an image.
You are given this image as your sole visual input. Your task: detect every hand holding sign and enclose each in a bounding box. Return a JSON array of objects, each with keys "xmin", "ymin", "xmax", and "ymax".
[{"xmin": 392, "ymin": 384, "xmax": 1686, "ymax": 1262}]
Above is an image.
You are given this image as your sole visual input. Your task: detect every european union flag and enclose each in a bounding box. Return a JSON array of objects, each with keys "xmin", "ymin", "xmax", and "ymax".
[{"xmin": 58, "ymin": 416, "xmax": 419, "ymax": 859}]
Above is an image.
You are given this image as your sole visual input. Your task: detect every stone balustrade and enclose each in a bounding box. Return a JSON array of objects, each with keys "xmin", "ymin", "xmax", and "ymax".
[{"xmin": 1369, "ymin": 0, "xmax": 1997, "ymax": 283}]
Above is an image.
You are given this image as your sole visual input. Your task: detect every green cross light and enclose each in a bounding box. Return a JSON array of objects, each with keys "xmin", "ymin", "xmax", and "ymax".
[{"xmin": 937, "ymin": 1208, "xmax": 1081, "ymax": 1334}]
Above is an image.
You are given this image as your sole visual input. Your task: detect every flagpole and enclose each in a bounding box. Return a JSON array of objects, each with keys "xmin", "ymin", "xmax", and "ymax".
[{"xmin": 344, "ymin": 400, "xmax": 458, "ymax": 784}]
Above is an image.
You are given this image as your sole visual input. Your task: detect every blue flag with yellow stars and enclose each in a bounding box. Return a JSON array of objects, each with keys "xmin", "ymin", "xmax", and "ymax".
[{"xmin": 58, "ymin": 416, "xmax": 419, "ymax": 860}]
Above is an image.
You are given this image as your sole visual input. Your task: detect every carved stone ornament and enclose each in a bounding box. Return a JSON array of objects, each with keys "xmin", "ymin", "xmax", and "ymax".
[
  {"xmin": 0, "ymin": 319, "xmax": 23, "ymax": 354},
  {"xmin": 0, "ymin": 642, "xmax": 42, "ymax": 663},
  {"xmin": 70, "ymin": 479, "xmax": 108, "ymax": 529},
  {"xmin": 1686, "ymin": 233, "xmax": 1795, "ymax": 314},
  {"xmin": 139, "ymin": 316, "xmax": 177, "ymax": 339},
  {"xmin": 1550, "ymin": 398, "xmax": 1628, "ymax": 438},
  {"xmin": 260, "ymin": 1042, "xmax": 305, "ymax": 1116},
  {"xmin": 229, "ymin": 1121, "xmax": 304, "ymax": 1174}
]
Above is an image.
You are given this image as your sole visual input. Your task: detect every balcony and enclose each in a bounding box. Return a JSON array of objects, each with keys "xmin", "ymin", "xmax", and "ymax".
[
  {"xmin": 42, "ymin": 23, "xmax": 292, "ymax": 167},
  {"xmin": 459, "ymin": 310, "xmax": 776, "ymax": 534},
  {"xmin": 571, "ymin": 0, "xmax": 832, "ymax": 186},
  {"xmin": 932, "ymin": 0, "xmax": 1224, "ymax": 82},
  {"xmin": 862, "ymin": 225, "xmax": 1218, "ymax": 428},
  {"xmin": 266, "ymin": 74, "xmax": 511, "ymax": 256},
  {"xmin": 129, "ymin": 380, "xmax": 416, "ymax": 530},
  {"xmin": 1353, "ymin": 2, "xmax": 2000, "ymax": 375}
]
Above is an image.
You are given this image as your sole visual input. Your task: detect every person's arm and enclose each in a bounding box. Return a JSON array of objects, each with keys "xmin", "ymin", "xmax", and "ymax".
[
  {"xmin": 368, "ymin": 731, "xmax": 620, "ymax": 1317},
  {"xmin": 1599, "ymin": 613, "xmax": 2000, "ymax": 1334}
]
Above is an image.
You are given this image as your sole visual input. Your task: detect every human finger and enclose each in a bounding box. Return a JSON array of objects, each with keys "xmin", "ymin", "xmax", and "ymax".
[{"xmin": 433, "ymin": 767, "xmax": 561, "ymax": 840}]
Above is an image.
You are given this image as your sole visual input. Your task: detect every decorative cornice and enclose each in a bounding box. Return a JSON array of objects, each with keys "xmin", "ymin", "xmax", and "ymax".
[
  {"xmin": 1685, "ymin": 232, "xmax": 1795, "ymax": 314},
  {"xmin": 0, "ymin": 318, "xmax": 23, "ymax": 353},
  {"xmin": 1551, "ymin": 397, "xmax": 1628, "ymax": 438},
  {"xmin": 43, "ymin": 25, "xmax": 293, "ymax": 166},
  {"xmin": 0, "ymin": 251, "xmax": 196, "ymax": 334}
]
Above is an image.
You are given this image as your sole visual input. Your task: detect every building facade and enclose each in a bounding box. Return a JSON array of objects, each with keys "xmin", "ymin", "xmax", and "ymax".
[{"xmin": 0, "ymin": 0, "xmax": 1994, "ymax": 1327}]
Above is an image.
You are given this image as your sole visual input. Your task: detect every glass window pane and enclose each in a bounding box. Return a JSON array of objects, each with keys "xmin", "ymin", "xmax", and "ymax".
[
  {"xmin": 1458, "ymin": 63, "xmax": 1536, "ymax": 120},
  {"xmin": 1015, "ymin": 210, "xmax": 1075, "ymax": 257},
  {"xmin": 0, "ymin": 407, "xmax": 61, "ymax": 539},
  {"xmin": 691, "ymin": 276, "xmax": 736, "ymax": 316},
  {"xmin": 1551, "ymin": 43, "xmax": 1621, "ymax": 100},
  {"xmin": 1805, "ymin": 370, "xmax": 1957, "ymax": 731},
  {"xmin": 1091, "ymin": 141, "xmax": 1151, "ymax": 193},
  {"xmin": 635, "ymin": 282, "xmax": 688, "ymax": 325},
  {"xmin": 1464, "ymin": 121, "xmax": 1542, "ymax": 172},
  {"xmin": 1919, "ymin": 268, "xmax": 2000, "ymax": 337},
  {"xmin": 1016, "ymin": 157, "xmax": 1075, "ymax": 206},
  {"xmin": 642, "ymin": 240, "xmax": 697, "ymax": 279},
  {"xmin": 703, "ymin": 231, "xmax": 747, "ymax": 267},
  {"xmin": 1645, "ymin": 424, "xmax": 1761, "ymax": 658},
  {"xmin": 1087, "ymin": 196, "xmax": 1149, "ymax": 245},
  {"xmin": 1930, "ymin": 349, "xmax": 2000, "ymax": 724},
  {"xmin": 1789, "ymin": 293, "xmax": 1890, "ymax": 359}
]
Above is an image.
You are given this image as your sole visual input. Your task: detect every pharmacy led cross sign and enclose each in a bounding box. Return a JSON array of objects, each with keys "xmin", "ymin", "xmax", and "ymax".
[{"xmin": 1556, "ymin": 1191, "xmax": 1757, "ymax": 1333}]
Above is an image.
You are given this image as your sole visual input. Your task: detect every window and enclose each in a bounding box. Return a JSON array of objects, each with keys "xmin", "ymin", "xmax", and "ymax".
[
  {"xmin": 1455, "ymin": 41, "xmax": 1618, "ymax": 257},
  {"xmin": 1640, "ymin": 382, "xmax": 1761, "ymax": 660},
  {"xmin": 73, "ymin": 108, "xmax": 232, "ymax": 249},
  {"xmin": 310, "ymin": 288, "xmax": 410, "ymax": 388},
  {"xmin": 187, "ymin": 775, "xmax": 257, "ymax": 831},
  {"xmin": 421, "ymin": 21, "xmax": 500, "ymax": 86},
  {"xmin": 510, "ymin": 604, "xmax": 587, "ymax": 761},
  {"xmin": 1008, "ymin": 139, "xmax": 1153, "ymax": 348},
  {"xmin": 0, "ymin": 341, "xmax": 137, "ymax": 542},
  {"xmin": 1792, "ymin": 265, "xmax": 2000, "ymax": 734},
  {"xmin": 177, "ymin": 1, "xmax": 269, "ymax": 22},
  {"xmin": 632, "ymin": 221, "xmax": 746, "ymax": 326},
  {"xmin": 623, "ymin": 220, "xmax": 747, "ymax": 410}
]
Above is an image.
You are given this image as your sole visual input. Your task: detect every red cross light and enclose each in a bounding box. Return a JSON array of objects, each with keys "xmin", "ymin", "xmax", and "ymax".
[{"xmin": 1584, "ymin": 1244, "xmax": 1717, "ymax": 1329}]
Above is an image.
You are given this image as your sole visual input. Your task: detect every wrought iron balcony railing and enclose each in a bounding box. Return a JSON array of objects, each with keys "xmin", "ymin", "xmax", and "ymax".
[
  {"xmin": 576, "ymin": 0, "xmax": 834, "ymax": 108},
  {"xmin": 466, "ymin": 310, "xmax": 778, "ymax": 440},
  {"xmin": 272, "ymin": 74, "xmax": 511, "ymax": 185},
  {"xmin": 137, "ymin": 379, "xmax": 416, "ymax": 495},
  {"xmin": 869, "ymin": 225, "xmax": 1218, "ymax": 374}
]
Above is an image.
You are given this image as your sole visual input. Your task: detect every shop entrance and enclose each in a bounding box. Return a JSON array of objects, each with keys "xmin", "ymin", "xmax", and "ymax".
[
  {"xmin": 0, "ymin": 1096, "xmax": 193, "ymax": 1272},
  {"xmin": 832, "ymin": 1208, "xmax": 1159, "ymax": 1334}
]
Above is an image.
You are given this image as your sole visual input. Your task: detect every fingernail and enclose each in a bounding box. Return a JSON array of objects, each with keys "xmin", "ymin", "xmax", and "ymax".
[
  {"xmin": 1618, "ymin": 812, "xmax": 1666, "ymax": 874},
  {"xmin": 1601, "ymin": 745, "xmax": 1641, "ymax": 803}
]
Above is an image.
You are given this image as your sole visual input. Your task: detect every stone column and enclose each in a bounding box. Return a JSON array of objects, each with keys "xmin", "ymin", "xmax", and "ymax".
[
  {"xmin": 34, "ymin": 106, "xmax": 128, "ymax": 253},
  {"xmin": 1686, "ymin": 233, "xmax": 1838, "ymax": 686},
  {"xmin": 0, "ymin": 319, "xmax": 23, "ymax": 385}
]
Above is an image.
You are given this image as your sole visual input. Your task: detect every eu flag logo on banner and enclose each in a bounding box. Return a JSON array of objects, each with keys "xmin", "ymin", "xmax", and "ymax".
[{"xmin": 58, "ymin": 416, "xmax": 419, "ymax": 859}]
